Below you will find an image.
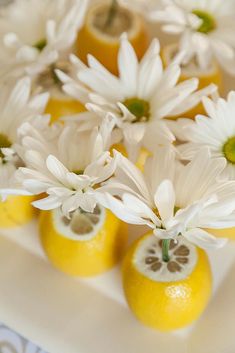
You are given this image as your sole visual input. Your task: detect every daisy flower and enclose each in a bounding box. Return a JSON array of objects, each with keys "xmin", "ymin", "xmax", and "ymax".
[
  {"xmin": 96, "ymin": 146, "xmax": 235, "ymax": 250},
  {"xmin": 119, "ymin": 0, "xmax": 162, "ymax": 13},
  {"xmin": 14, "ymin": 116, "xmax": 119, "ymax": 216},
  {"xmin": 0, "ymin": 77, "xmax": 49, "ymax": 196},
  {"xmin": 150, "ymin": 0, "xmax": 235, "ymax": 74},
  {"xmin": 176, "ymin": 91, "xmax": 235, "ymax": 180},
  {"xmin": 57, "ymin": 36, "xmax": 216, "ymax": 160},
  {"xmin": 0, "ymin": 0, "xmax": 88, "ymax": 81}
]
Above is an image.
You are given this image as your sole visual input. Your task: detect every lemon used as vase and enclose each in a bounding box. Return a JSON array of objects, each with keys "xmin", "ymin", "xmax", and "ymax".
[
  {"xmin": 39, "ymin": 205, "xmax": 128, "ymax": 276},
  {"xmin": 45, "ymin": 92, "xmax": 85, "ymax": 124},
  {"xmin": 76, "ymin": 1, "xmax": 149, "ymax": 75},
  {"xmin": 162, "ymin": 43, "xmax": 222, "ymax": 120},
  {"xmin": 0, "ymin": 195, "xmax": 36, "ymax": 228},
  {"xmin": 111, "ymin": 143, "xmax": 150, "ymax": 171},
  {"xmin": 205, "ymin": 227, "xmax": 235, "ymax": 241},
  {"xmin": 35, "ymin": 61, "xmax": 85, "ymax": 123},
  {"xmin": 122, "ymin": 232, "xmax": 212, "ymax": 331}
]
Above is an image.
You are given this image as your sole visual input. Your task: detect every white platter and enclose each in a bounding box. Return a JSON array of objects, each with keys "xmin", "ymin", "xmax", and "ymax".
[{"xmin": 1, "ymin": 219, "xmax": 235, "ymax": 353}]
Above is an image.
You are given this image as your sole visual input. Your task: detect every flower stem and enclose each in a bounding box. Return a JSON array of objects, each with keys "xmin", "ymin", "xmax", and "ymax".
[
  {"xmin": 105, "ymin": 0, "xmax": 118, "ymax": 28},
  {"xmin": 162, "ymin": 239, "xmax": 170, "ymax": 262}
]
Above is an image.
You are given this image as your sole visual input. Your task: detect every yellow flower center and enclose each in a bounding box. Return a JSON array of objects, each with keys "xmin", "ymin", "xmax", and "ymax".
[
  {"xmin": 192, "ymin": 9, "xmax": 216, "ymax": 34},
  {"xmin": 223, "ymin": 137, "xmax": 235, "ymax": 164},
  {"xmin": 34, "ymin": 38, "xmax": 47, "ymax": 51},
  {"xmin": 123, "ymin": 97, "xmax": 150, "ymax": 122},
  {"xmin": 0, "ymin": 133, "xmax": 11, "ymax": 159}
]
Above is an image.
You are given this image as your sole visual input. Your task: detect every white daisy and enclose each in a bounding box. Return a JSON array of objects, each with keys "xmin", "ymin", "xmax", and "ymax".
[
  {"xmin": 119, "ymin": 0, "xmax": 162, "ymax": 13},
  {"xmin": 57, "ymin": 36, "xmax": 216, "ymax": 160},
  {"xmin": 150, "ymin": 0, "xmax": 235, "ymax": 74},
  {"xmin": 176, "ymin": 91, "xmax": 235, "ymax": 180},
  {"xmin": 96, "ymin": 146, "xmax": 235, "ymax": 250},
  {"xmin": 0, "ymin": 77, "xmax": 48, "ymax": 196},
  {"xmin": 14, "ymin": 115, "xmax": 119, "ymax": 216},
  {"xmin": 0, "ymin": 0, "xmax": 88, "ymax": 80}
]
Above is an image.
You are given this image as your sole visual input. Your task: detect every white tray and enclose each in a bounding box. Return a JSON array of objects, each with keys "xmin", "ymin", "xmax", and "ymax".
[
  {"xmin": 0, "ymin": 22, "xmax": 235, "ymax": 353},
  {"xmin": 1, "ymin": 219, "xmax": 235, "ymax": 353}
]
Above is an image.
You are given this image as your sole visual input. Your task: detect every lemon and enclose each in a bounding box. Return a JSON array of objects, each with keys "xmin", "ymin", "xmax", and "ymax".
[
  {"xmin": 205, "ymin": 227, "xmax": 235, "ymax": 241},
  {"xmin": 45, "ymin": 93, "xmax": 85, "ymax": 123},
  {"xmin": 111, "ymin": 143, "xmax": 150, "ymax": 171},
  {"xmin": 76, "ymin": 1, "xmax": 149, "ymax": 75},
  {"xmin": 0, "ymin": 195, "xmax": 36, "ymax": 228},
  {"xmin": 35, "ymin": 60, "xmax": 85, "ymax": 123},
  {"xmin": 162, "ymin": 43, "xmax": 222, "ymax": 120},
  {"xmin": 39, "ymin": 205, "xmax": 128, "ymax": 276},
  {"xmin": 122, "ymin": 232, "xmax": 212, "ymax": 331}
]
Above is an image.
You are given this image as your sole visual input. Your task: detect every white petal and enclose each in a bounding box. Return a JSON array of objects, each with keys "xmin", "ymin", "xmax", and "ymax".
[
  {"xmin": 184, "ymin": 228, "xmax": 227, "ymax": 250},
  {"xmin": 154, "ymin": 179, "xmax": 175, "ymax": 223}
]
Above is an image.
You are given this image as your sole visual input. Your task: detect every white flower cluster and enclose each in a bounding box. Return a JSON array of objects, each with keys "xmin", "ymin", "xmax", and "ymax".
[{"xmin": 0, "ymin": 0, "xmax": 235, "ymax": 251}]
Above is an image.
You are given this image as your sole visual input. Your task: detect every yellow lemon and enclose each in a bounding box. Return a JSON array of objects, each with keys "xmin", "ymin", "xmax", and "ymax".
[
  {"xmin": 122, "ymin": 232, "xmax": 212, "ymax": 331},
  {"xmin": 0, "ymin": 195, "xmax": 36, "ymax": 228},
  {"xmin": 205, "ymin": 227, "xmax": 235, "ymax": 241},
  {"xmin": 39, "ymin": 205, "xmax": 128, "ymax": 277},
  {"xmin": 45, "ymin": 94, "xmax": 85, "ymax": 124},
  {"xmin": 35, "ymin": 60, "xmax": 85, "ymax": 123},
  {"xmin": 111, "ymin": 143, "xmax": 150, "ymax": 171},
  {"xmin": 162, "ymin": 43, "xmax": 222, "ymax": 120},
  {"xmin": 76, "ymin": 1, "xmax": 149, "ymax": 75},
  {"xmin": 136, "ymin": 148, "xmax": 150, "ymax": 172}
]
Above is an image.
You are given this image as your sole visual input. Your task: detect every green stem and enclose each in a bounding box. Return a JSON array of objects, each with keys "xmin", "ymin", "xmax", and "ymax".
[
  {"xmin": 104, "ymin": 0, "xmax": 118, "ymax": 28},
  {"xmin": 162, "ymin": 239, "xmax": 170, "ymax": 262}
]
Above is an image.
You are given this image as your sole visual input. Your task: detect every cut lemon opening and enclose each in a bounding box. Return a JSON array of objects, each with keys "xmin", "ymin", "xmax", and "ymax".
[
  {"xmin": 75, "ymin": 1, "xmax": 149, "ymax": 75},
  {"xmin": 122, "ymin": 232, "xmax": 212, "ymax": 331},
  {"xmin": 39, "ymin": 206, "xmax": 128, "ymax": 276}
]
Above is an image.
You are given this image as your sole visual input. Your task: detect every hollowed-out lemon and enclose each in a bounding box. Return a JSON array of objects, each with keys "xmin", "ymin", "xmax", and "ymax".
[
  {"xmin": 122, "ymin": 232, "xmax": 212, "ymax": 331},
  {"xmin": 39, "ymin": 205, "xmax": 128, "ymax": 276},
  {"xmin": 75, "ymin": 1, "xmax": 149, "ymax": 75},
  {"xmin": 0, "ymin": 195, "xmax": 36, "ymax": 228},
  {"xmin": 162, "ymin": 43, "xmax": 222, "ymax": 120}
]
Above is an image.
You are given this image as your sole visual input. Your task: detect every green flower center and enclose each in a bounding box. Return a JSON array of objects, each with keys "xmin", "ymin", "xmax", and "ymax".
[
  {"xmin": 223, "ymin": 137, "xmax": 235, "ymax": 164},
  {"xmin": 73, "ymin": 169, "xmax": 84, "ymax": 175},
  {"xmin": 123, "ymin": 97, "xmax": 150, "ymax": 123},
  {"xmin": 34, "ymin": 38, "xmax": 47, "ymax": 51},
  {"xmin": 174, "ymin": 206, "xmax": 180, "ymax": 215},
  {"xmin": 192, "ymin": 9, "xmax": 216, "ymax": 34},
  {"xmin": 0, "ymin": 133, "xmax": 11, "ymax": 159}
]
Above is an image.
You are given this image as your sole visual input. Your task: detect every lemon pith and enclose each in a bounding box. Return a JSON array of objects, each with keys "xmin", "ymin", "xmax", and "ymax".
[
  {"xmin": 76, "ymin": 2, "xmax": 149, "ymax": 75},
  {"xmin": 122, "ymin": 232, "xmax": 212, "ymax": 331},
  {"xmin": 39, "ymin": 208, "xmax": 128, "ymax": 276},
  {"xmin": 0, "ymin": 195, "xmax": 36, "ymax": 228}
]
